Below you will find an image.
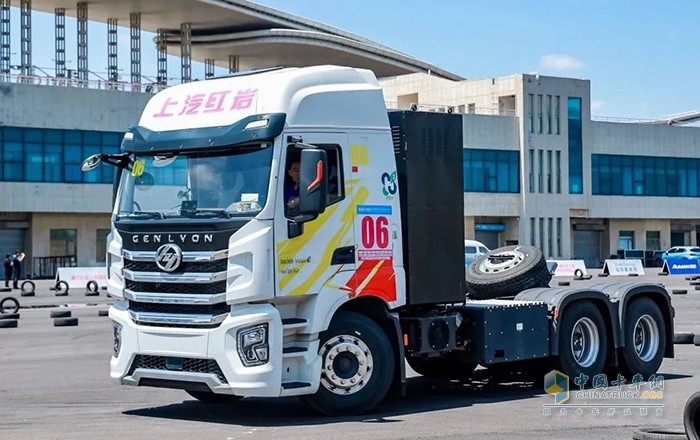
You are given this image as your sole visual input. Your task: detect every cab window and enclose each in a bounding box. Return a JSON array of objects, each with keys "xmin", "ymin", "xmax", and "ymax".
[{"xmin": 283, "ymin": 143, "xmax": 344, "ymax": 217}]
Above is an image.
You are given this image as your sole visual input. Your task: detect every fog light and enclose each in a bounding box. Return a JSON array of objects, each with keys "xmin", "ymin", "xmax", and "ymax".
[
  {"xmin": 113, "ymin": 321, "xmax": 122, "ymax": 358},
  {"xmin": 237, "ymin": 323, "xmax": 269, "ymax": 367}
]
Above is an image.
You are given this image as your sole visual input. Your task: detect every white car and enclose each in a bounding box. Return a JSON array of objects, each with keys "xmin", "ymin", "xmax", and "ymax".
[{"xmin": 465, "ymin": 239, "xmax": 490, "ymax": 266}]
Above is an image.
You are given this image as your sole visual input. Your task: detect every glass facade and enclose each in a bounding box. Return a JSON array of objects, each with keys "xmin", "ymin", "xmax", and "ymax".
[
  {"xmin": 568, "ymin": 97, "xmax": 583, "ymax": 194},
  {"xmin": 592, "ymin": 153, "xmax": 700, "ymax": 197},
  {"xmin": 463, "ymin": 148, "xmax": 519, "ymax": 193},
  {"xmin": 0, "ymin": 126, "xmax": 123, "ymax": 184}
]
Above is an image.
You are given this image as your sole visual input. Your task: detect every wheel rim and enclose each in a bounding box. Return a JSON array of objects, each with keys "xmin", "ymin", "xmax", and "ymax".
[
  {"xmin": 570, "ymin": 317, "xmax": 600, "ymax": 368},
  {"xmin": 634, "ymin": 315, "xmax": 660, "ymax": 362},
  {"xmin": 478, "ymin": 248, "xmax": 525, "ymax": 273},
  {"xmin": 320, "ymin": 335, "xmax": 373, "ymax": 395}
]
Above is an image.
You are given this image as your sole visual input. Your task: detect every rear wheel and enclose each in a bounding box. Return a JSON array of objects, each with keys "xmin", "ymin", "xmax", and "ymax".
[
  {"xmin": 557, "ymin": 301, "xmax": 608, "ymax": 380},
  {"xmin": 300, "ymin": 311, "xmax": 394, "ymax": 416},
  {"xmin": 619, "ymin": 297, "xmax": 666, "ymax": 379},
  {"xmin": 185, "ymin": 390, "xmax": 242, "ymax": 404}
]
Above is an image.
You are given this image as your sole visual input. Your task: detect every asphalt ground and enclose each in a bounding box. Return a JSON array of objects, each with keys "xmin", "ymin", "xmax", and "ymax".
[{"xmin": 1, "ymin": 270, "xmax": 700, "ymax": 440}]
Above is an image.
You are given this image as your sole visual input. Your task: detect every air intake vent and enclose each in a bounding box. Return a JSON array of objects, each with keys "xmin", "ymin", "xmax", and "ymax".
[{"xmin": 391, "ymin": 125, "xmax": 402, "ymax": 154}]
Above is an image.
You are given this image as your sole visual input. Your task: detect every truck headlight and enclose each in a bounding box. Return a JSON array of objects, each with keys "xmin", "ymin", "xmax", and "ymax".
[
  {"xmin": 237, "ymin": 323, "xmax": 269, "ymax": 367},
  {"xmin": 113, "ymin": 321, "xmax": 122, "ymax": 358}
]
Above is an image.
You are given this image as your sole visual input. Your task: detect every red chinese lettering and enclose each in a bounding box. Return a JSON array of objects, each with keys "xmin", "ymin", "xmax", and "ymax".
[
  {"xmin": 230, "ymin": 89, "xmax": 257, "ymax": 110},
  {"xmin": 179, "ymin": 94, "xmax": 206, "ymax": 115},
  {"xmin": 153, "ymin": 97, "xmax": 179, "ymax": 118},
  {"xmin": 204, "ymin": 91, "xmax": 232, "ymax": 113}
]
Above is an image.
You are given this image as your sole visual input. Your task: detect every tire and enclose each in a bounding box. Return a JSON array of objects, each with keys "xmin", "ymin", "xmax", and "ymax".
[
  {"xmin": 619, "ymin": 297, "xmax": 666, "ymax": 379},
  {"xmin": 556, "ymin": 301, "xmax": 608, "ymax": 379},
  {"xmin": 300, "ymin": 311, "xmax": 395, "ymax": 416},
  {"xmin": 50, "ymin": 310, "xmax": 71, "ymax": 318},
  {"xmin": 185, "ymin": 390, "xmax": 243, "ymax": 404},
  {"xmin": 407, "ymin": 353, "xmax": 476, "ymax": 379},
  {"xmin": 86, "ymin": 281, "xmax": 99, "ymax": 293},
  {"xmin": 55, "ymin": 280, "xmax": 69, "ymax": 296},
  {"xmin": 0, "ymin": 296, "xmax": 20, "ymax": 314},
  {"xmin": 632, "ymin": 427, "xmax": 689, "ymax": 440},
  {"xmin": 465, "ymin": 245, "xmax": 552, "ymax": 299},
  {"xmin": 674, "ymin": 332, "xmax": 695, "ymax": 345},
  {"xmin": 21, "ymin": 280, "xmax": 35, "ymax": 294},
  {"xmin": 53, "ymin": 317, "xmax": 78, "ymax": 327},
  {"xmin": 98, "ymin": 310, "xmax": 109, "ymax": 317},
  {"xmin": 0, "ymin": 319, "xmax": 18, "ymax": 328},
  {"xmin": 685, "ymin": 391, "xmax": 700, "ymax": 440},
  {"xmin": 20, "ymin": 291, "xmax": 35, "ymax": 297},
  {"xmin": 0, "ymin": 313, "xmax": 19, "ymax": 320}
]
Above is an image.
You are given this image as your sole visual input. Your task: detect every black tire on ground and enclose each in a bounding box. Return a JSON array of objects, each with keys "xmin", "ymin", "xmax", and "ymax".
[
  {"xmin": 98, "ymin": 310, "xmax": 109, "ymax": 317},
  {"xmin": 0, "ymin": 319, "xmax": 18, "ymax": 328},
  {"xmin": 53, "ymin": 317, "xmax": 78, "ymax": 327},
  {"xmin": 598, "ymin": 273, "xmax": 609, "ymax": 277},
  {"xmin": 632, "ymin": 427, "xmax": 689, "ymax": 440},
  {"xmin": 50, "ymin": 310, "xmax": 71, "ymax": 318},
  {"xmin": 0, "ymin": 287, "xmax": 10, "ymax": 292},
  {"xmin": 407, "ymin": 353, "xmax": 476, "ymax": 379},
  {"xmin": 694, "ymin": 335, "xmax": 700, "ymax": 346},
  {"xmin": 85, "ymin": 291, "xmax": 100, "ymax": 297},
  {"xmin": 556, "ymin": 301, "xmax": 608, "ymax": 379},
  {"xmin": 684, "ymin": 391, "xmax": 700, "ymax": 440},
  {"xmin": 300, "ymin": 311, "xmax": 395, "ymax": 416},
  {"xmin": 464, "ymin": 245, "xmax": 552, "ymax": 299},
  {"xmin": 86, "ymin": 280, "xmax": 99, "ymax": 293},
  {"xmin": 55, "ymin": 280, "xmax": 69, "ymax": 295},
  {"xmin": 674, "ymin": 332, "xmax": 695, "ymax": 345},
  {"xmin": 21, "ymin": 280, "xmax": 35, "ymax": 294},
  {"xmin": 0, "ymin": 296, "xmax": 20, "ymax": 314},
  {"xmin": 0, "ymin": 312, "xmax": 19, "ymax": 320},
  {"xmin": 558, "ymin": 281, "xmax": 570, "ymax": 286},
  {"xmin": 574, "ymin": 269, "xmax": 584, "ymax": 278},
  {"xmin": 618, "ymin": 297, "xmax": 666, "ymax": 379},
  {"xmin": 672, "ymin": 289, "xmax": 688, "ymax": 295},
  {"xmin": 19, "ymin": 291, "xmax": 35, "ymax": 297},
  {"xmin": 185, "ymin": 390, "xmax": 243, "ymax": 404}
]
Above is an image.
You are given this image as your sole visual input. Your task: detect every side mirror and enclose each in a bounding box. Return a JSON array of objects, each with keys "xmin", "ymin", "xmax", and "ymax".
[
  {"xmin": 298, "ymin": 148, "xmax": 328, "ymax": 216},
  {"xmin": 81, "ymin": 154, "xmax": 102, "ymax": 171}
]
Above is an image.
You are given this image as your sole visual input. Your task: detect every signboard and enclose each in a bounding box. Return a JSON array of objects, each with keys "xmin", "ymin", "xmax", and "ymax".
[
  {"xmin": 56, "ymin": 267, "xmax": 108, "ymax": 289},
  {"xmin": 546, "ymin": 260, "xmax": 588, "ymax": 277},
  {"xmin": 601, "ymin": 259, "xmax": 645, "ymax": 276},
  {"xmin": 660, "ymin": 258, "xmax": 700, "ymax": 275},
  {"xmin": 475, "ymin": 223, "xmax": 506, "ymax": 232}
]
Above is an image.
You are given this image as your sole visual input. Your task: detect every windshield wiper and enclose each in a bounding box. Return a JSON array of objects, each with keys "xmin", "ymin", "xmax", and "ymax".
[
  {"xmin": 183, "ymin": 209, "xmax": 231, "ymax": 219},
  {"xmin": 124, "ymin": 211, "xmax": 167, "ymax": 219}
]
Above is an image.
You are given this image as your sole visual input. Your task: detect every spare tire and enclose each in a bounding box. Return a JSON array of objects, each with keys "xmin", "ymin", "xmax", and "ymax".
[{"xmin": 465, "ymin": 245, "xmax": 552, "ymax": 299}]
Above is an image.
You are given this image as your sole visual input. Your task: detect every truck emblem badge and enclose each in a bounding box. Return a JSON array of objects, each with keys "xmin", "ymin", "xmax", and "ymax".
[{"xmin": 155, "ymin": 244, "xmax": 183, "ymax": 272}]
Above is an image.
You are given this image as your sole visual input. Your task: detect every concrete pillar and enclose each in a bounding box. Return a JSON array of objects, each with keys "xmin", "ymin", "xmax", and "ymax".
[
  {"xmin": 180, "ymin": 22, "xmax": 191, "ymax": 83},
  {"xmin": 228, "ymin": 55, "xmax": 238, "ymax": 74},
  {"xmin": 54, "ymin": 8, "xmax": 66, "ymax": 78},
  {"xmin": 205, "ymin": 58, "xmax": 214, "ymax": 79},
  {"xmin": 129, "ymin": 13, "xmax": 141, "ymax": 87},
  {"xmin": 76, "ymin": 2, "xmax": 88, "ymax": 85}
]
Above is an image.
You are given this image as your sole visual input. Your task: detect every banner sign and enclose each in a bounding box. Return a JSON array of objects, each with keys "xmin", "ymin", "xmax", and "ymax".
[
  {"xmin": 56, "ymin": 267, "xmax": 108, "ymax": 289},
  {"xmin": 602, "ymin": 259, "xmax": 645, "ymax": 276},
  {"xmin": 660, "ymin": 258, "xmax": 700, "ymax": 275},
  {"xmin": 547, "ymin": 260, "xmax": 588, "ymax": 277}
]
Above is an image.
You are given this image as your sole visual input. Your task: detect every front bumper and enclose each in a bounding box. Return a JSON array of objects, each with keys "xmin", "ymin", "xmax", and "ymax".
[{"xmin": 110, "ymin": 302, "xmax": 283, "ymax": 397}]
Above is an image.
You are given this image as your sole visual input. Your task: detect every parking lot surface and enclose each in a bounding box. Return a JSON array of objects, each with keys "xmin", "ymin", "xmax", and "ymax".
[{"xmin": 1, "ymin": 271, "xmax": 699, "ymax": 440}]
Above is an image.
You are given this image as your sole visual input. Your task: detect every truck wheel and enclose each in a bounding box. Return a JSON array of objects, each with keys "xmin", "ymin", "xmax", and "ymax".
[
  {"xmin": 619, "ymin": 297, "xmax": 666, "ymax": 379},
  {"xmin": 684, "ymin": 391, "xmax": 700, "ymax": 440},
  {"xmin": 300, "ymin": 311, "xmax": 394, "ymax": 416},
  {"xmin": 632, "ymin": 427, "xmax": 689, "ymax": 440},
  {"xmin": 557, "ymin": 301, "xmax": 608, "ymax": 379},
  {"xmin": 185, "ymin": 390, "xmax": 243, "ymax": 404},
  {"xmin": 0, "ymin": 296, "xmax": 20, "ymax": 314},
  {"xmin": 407, "ymin": 354, "xmax": 476, "ymax": 379},
  {"xmin": 465, "ymin": 245, "xmax": 552, "ymax": 299}
]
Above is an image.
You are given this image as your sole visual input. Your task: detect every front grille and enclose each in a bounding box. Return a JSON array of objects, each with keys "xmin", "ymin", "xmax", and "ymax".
[
  {"xmin": 129, "ymin": 301, "xmax": 230, "ymax": 316},
  {"xmin": 128, "ymin": 355, "xmax": 228, "ymax": 383},
  {"xmin": 124, "ymin": 259, "xmax": 227, "ymax": 273},
  {"xmin": 125, "ymin": 279, "xmax": 226, "ymax": 295}
]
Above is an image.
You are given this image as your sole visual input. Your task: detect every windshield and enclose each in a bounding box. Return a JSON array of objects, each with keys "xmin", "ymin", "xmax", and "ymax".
[{"xmin": 116, "ymin": 144, "xmax": 273, "ymax": 218}]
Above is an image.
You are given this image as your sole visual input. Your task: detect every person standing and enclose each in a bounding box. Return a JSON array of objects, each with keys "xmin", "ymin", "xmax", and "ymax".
[
  {"xmin": 12, "ymin": 250, "xmax": 25, "ymax": 289},
  {"xmin": 3, "ymin": 254, "xmax": 11, "ymax": 288}
]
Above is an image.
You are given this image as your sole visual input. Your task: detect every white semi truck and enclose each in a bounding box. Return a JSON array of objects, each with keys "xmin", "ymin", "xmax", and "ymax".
[{"xmin": 81, "ymin": 65, "xmax": 675, "ymax": 416}]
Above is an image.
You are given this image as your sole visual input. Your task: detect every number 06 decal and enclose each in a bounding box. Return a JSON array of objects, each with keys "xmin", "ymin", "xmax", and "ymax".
[{"xmin": 361, "ymin": 215, "xmax": 389, "ymax": 249}]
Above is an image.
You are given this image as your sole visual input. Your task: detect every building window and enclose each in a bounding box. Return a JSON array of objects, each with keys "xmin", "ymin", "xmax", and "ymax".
[
  {"xmin": 96, "ymin": 229, "xmax": 110, "ymax": 263},
  {"xmin": 555, "ymin": 150, "xmax": 561, "ymax": 193},
  {"xmin": 50, "ymin": 229, "xmax": 77, "ymax": 257},
  {"xmin": 467, "ymin": 103, "xmax": 476, "ymax": 114},
  {"xmin": 547, "ymin": 150, "xmax": 552, "ymax": 193},
  {"xmin": 538, "ymin": 94, "xmax": 543, "ymax": 134},
  {"xmin": 0, "ymin": 126, "xmax": 122, "ymax": 184},
  {"xmin": 463, "ymin": 149, "xmax": 519, "ymax": 193},
  {"xmin": 547, "ymin": 95, "xmax": 552, "ymax": 134},
  {"xmin": 530, "ymin": 218, "xmax": 536, "ymax": 246},
  {"xmin": 592, "ymin": 153, "xmax": 700, "ymax": 197},
  {"xmin": 646, "ymin": 231, "xmax": 661, "ymax": 251},
  {"xmin": 539, "ymin": 218, "xmax": 545, "ymax": 251},
  {"xmin": 528, "ymin": 94, "xmax": 534, "ymax": 134},
  {"xmin": 548, "ymin": 217, "xmax": 553, "ymax": 257},
  {"xmin": 568, "ymin": 97, "xmax": 583, "ymax": 194},
  {"xmin": 457, "ymin": 104, "xmax": 465, "ymax": 113},
  {"xmin": 538, "ymin": 150, "xmax": 544, "ymax": 193},
  {"xmin": 556, "ymin": 217, "xmax": 562, "ymax": 257},
  {"xmin": 528, "ymin": 149, "xmax": 534, "ymax": 193},
  {"xmin": 619, "ymin": 231, "xmax": 635, "ymax": 250},
  {"xmin": 555, "ymin": 95, "xmax": 561, "ymax": 134}
]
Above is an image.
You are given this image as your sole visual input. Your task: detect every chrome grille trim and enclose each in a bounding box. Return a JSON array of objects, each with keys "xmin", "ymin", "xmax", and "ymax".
[{"xmin": 123, "ymin": 269, "xmax": 227, "ymax": 283}]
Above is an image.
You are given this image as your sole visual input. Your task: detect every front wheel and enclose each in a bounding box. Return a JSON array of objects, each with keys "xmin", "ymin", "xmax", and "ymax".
[
  {"xmin": 300, "ymin": 311, "xmax": 395, "ymax": 416},
  {"xmin": 557, "ymin": 301, "xmax": 608, "ymax": 380}
]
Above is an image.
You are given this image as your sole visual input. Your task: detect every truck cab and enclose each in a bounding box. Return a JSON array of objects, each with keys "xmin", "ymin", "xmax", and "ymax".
[{"xmin": 83, "ymin": 65, "xmax": 675, "ymax": 416}]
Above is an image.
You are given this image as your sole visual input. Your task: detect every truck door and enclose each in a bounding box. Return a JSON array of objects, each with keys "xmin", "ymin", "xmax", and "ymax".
[{"xmin": 274, "ymin": 133, "xmax": 355, "ymax": 297}]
